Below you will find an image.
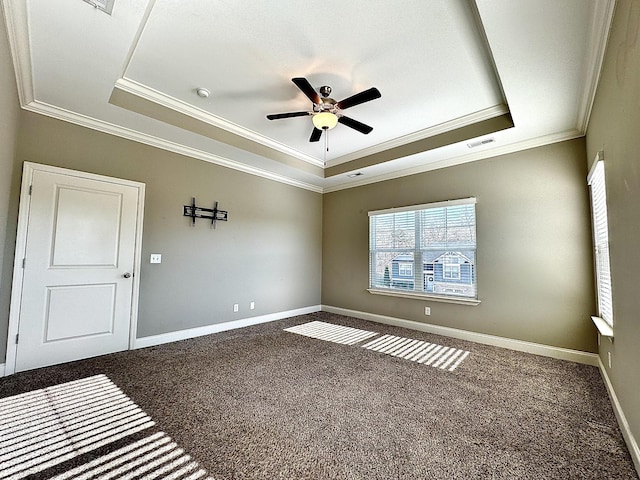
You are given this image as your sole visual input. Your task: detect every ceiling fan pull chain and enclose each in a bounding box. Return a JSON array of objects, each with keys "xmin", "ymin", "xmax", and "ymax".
[{"xmin": 324, "ymin": 130, "xmax": 327, "ymax": 164}]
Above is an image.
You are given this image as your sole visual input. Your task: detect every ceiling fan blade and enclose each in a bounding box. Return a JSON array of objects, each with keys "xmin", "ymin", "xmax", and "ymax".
[
  {"xmin": 338, "ymin": 116, "xmax": 374, "ymax": 134},
  {"xmin": 309, "ymin": 127, "xmax": 323, "ymax": 142},
  {"xmin": 336, "ymin": 87, "xmax": 381, "ymax": 110},
  {"xmin": 266, "ymin": 111, "xmax": 310, "ymax": 120},
  {"xmin": 292, "ymin": 77, "xmax": 321, "ymax": 104}
]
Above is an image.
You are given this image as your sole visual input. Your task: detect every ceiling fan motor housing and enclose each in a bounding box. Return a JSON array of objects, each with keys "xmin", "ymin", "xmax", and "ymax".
[
  {"xmin": 315, "ymin": 96, "xmax": 337, "ymax": 113},
  {"xmin": 319, "ymin": 85, "xmax": 332, "ymax": 97}
]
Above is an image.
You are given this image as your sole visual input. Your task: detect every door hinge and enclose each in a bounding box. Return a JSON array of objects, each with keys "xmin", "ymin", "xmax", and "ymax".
[
  {"xmin": 29, "ymin": 185, "xmax": 32, "ymax": 195},
  {"xmin": 15, "ymin": 333, "xmax": 19, "ymax": 344},
  {"xmin": 22, "ymin": 258, "xmax": 26, "ymax": 268}
]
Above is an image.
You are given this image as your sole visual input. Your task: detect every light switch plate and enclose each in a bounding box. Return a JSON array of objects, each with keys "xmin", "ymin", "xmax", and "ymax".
[{"xmin": 150, "ymin": 254, "xmax": 162, "ymax": 264}]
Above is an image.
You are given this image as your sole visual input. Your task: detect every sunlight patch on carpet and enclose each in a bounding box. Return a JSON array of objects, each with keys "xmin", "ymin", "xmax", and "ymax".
[
  {"xmin": 0, "ymin": 375, "xmax": 154, "ymax": 479},
  {"xmin": 0, "ymin": 375, "xmax": 214, "ymax": 480},
  {"xmin": 47, "ymin": 431, "xmax": 213, "ymax": 480},
  {"xmin": 361, "ymin": 335, "xmax": 470, "ymax": 371},
  {"xmin": 284, "ymin": 321, "xmax": 378, "ymax": 345}
]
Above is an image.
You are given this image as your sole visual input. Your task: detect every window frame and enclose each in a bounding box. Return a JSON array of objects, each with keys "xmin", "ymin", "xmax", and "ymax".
[
  {"xmin": 368, "ymin": 198, "xmax": 480, "ymax": 306},
  {"xmin": 588, "ymin": 152, "xmax": 614, "ymax": 336}
]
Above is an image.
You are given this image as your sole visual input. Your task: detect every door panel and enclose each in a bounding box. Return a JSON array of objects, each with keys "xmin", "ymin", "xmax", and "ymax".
[
  {"xmin": 15, "ymin": 169, "xmax": 141, "ymax": 372},
  {"xmin": 51, "ymin": 186, "xmax": 123, "ymax": 267},
  {"xmin": 44, "ymin": 284, "xmax": 116, "ymax": 341}
]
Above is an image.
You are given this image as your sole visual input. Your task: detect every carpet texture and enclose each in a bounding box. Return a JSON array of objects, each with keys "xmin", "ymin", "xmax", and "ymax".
[{"xmin": 0, "ymin": 312, "xmax": 637, "ymax": 479}]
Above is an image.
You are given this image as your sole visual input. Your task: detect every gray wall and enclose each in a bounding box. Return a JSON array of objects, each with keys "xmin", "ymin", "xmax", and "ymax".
[
  {"xmin": 323, "ymin": 139, "xmax": 597, "ymax": 352},
  {"xmin": 586, "ymin": 0, "xmax": 640, "ymax": 456},
  {"xmin": 0, "ymin": 0, "xmax": 610, "ymax": 380},
  {"xmin": 0, "ymin": 12, "xmax": 21, "ymax": 359},
  {"xmin": 0, "ymin": 111, "xmax": 322, "ymax": 359}
]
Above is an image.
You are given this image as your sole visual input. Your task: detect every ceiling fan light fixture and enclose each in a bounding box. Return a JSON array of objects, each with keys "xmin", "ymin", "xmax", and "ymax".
[{"xmin": 312, "ymin": 112, "xmax": 338, "ymax": 130}]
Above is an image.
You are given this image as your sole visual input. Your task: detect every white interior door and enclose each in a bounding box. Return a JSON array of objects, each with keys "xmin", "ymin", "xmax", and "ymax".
[{"xmin": 13, "ymin": 165, "xmax": 143, "ymax": 372}]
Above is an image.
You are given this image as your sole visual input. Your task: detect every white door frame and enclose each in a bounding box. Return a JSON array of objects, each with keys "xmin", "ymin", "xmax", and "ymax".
[{"xmin": 5, "ymin": 162, "xmax": 145, "ymax": 376}]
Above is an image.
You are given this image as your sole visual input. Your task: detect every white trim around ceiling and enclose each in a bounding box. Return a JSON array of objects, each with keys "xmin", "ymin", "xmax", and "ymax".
[
  {"xmin": 576, "ymin": 0, "xmax": 617, "ymax": 133},
  {"xmin": 326, "ymin": 104, "xmax": 510, "ymax": 167},
  {"xmin": 1, "ymin": 0, "xmax": 33, "ymax": 106},
  {"xmin": 1, "ymin": 0, "xmax": 616, "ymax": 196},
  {"xmin": 116, "ymin": 79, "xmax": 511, "ymax": 174},
  {"xmin": 23, "ymin": 100, "xmax": 323, "ymax": 193},
  {"xmin": 116, "ymin": 0, "xmax": 510, "ymax": 174},
  {"xmin": 1, "ymin": 0, "xmax": 323, "ymax": 193},
  {"xmin": 115, "ymin": 77, "xmax": 325, "ymax": 168},
  {"xmin": 118, "ymin": 0, "xmax": 156, "ymax": 82},
  {"xmin": 323, "ymin": 128, "xmax": 583, "ymax": 193}
]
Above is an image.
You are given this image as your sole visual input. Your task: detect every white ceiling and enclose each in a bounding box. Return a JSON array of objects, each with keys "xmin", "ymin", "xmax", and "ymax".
[{"xmin": 2, "ymin": 0, "xmax": 615, "ymax": 192}]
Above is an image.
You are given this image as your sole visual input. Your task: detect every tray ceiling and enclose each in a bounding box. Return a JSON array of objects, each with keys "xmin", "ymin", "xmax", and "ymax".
[{"xmin": 2, "ymin": 0, "xmax": 615, "ymax": 192}]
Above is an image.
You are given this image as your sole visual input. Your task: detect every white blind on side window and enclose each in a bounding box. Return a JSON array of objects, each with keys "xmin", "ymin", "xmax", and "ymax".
[{"xmin": 588, "ymin": 159, "xmax": 613, "ymax": 326}]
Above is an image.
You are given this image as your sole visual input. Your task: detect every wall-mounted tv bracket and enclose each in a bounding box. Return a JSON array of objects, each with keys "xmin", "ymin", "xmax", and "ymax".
[{"xmin": 183, "ymin": 197, "xmax": 228, "ymax": 228}]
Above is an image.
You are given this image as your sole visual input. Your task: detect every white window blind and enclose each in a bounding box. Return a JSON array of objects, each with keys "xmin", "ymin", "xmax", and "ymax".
[
  {"xmin": 588, "ymin": 158, "xmax": 613, "ymax": 327},
  {"xmin": 369, "ymin": 198, "xmax": 477, "ymax": 300}
]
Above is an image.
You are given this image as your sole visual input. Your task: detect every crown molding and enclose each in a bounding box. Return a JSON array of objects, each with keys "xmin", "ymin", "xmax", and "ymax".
[
  {"xmin": 23, "ymin": 100, "xmax": 323, "ymax": 193},
  {"xmin": 1, "ymin": 0, "xmax": 324, "ymax": 190},
  {"xmin": 1, "ymin": 0, "xmax": 606, "ymax": 196},
  {"xmin": 2, "ymin": 0, "xmax": 34, "ymax": 106},
  {"xmin": 577, "ymin": 0, "xmax": 617, "ymax": 133},
  {"xmin": 115, "ymin": 77, "xmax": 324, "ymax": 168},
  {"xmin": 326, "ymin": 104, "xmax": 510, "ymax": 168},
  {"xmin": 323, "ymin": 129, "xmax": 583, "ymax": 193},
  {"xmin": 19, "ymin": 98, "xmax": 584, "ymax": 196},
  {"xmin": 118, "ymin": 0, "xmax": 156, "ymax": 79}
]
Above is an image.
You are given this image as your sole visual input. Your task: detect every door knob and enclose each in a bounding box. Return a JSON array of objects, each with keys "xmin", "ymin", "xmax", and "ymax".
[{"xmin": 123, "ymin": 272, "xmax": 132, "ymax": 279}]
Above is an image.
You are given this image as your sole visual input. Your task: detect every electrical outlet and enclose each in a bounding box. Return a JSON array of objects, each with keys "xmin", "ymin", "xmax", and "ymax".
[
  {"xmin": 233, "ymin": 304, "xmax": 239, "ymax": 313},
  {"xmin": 424, "ymin": 306, "xmax": 431, "ymax": 316},
  {"xmin": 150, "ymin": 254, "xmax": 162, "ymax": 264},
  {"xmin": 608, "ymin": 351, "xmax": 612, "ymax": 369},
  {"xmin": 250, "ymin": 302, "xmax": 255, "ymax": 310}
]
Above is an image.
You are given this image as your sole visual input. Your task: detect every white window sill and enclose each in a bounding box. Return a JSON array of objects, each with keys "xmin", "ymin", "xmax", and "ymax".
[
  {"xmin": 591, "ymin": 316, "xmax": 613, "ymax": 337},
  {"xmin": 368, "ymin": 288, "xmax": 481, "ymax": 306}
]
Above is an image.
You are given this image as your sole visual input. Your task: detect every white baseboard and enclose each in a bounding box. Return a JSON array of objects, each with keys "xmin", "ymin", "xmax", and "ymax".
[
  {"xmin": 599, "ymin": 358, "xmax": 640, "ymax": 475},
  {"xmin": 133, "ymin": 305, "xmax": 321, "ymax": 349},
  {"xmin": 322, "ymin": 305, "xmax": 599, "ymax": 366}
]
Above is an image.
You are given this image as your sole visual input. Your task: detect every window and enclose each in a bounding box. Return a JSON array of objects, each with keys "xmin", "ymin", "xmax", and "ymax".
[
  {"xmin": 398, "ymin": 263, "xmax": 413, "ymax": 276},
  {"xmin": 588, "ymin": 154, "xmax": 613, "ymax": 328},
  {"xmin": 369, "ymin": 198, "xmax": 477, "ymax": 302},
  {"xmin": 442, "ymin": 253, "xmax": 461, "ymax": 279}
]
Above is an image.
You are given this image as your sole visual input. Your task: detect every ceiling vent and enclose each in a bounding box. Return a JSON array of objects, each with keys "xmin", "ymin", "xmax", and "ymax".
[
  {"xmin": 347, "ymin": 172, "xmax": 364, "ymax": 178},
  {"xmin": 467, "ymin": 137, "xmax": 495, "ymax": 149},
  {"xmin": 83, "ymin": 0, "xmax": 115, "ymax": 15}
]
